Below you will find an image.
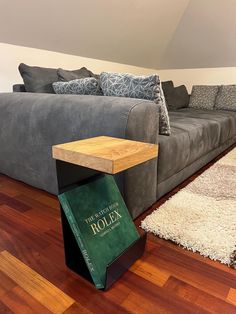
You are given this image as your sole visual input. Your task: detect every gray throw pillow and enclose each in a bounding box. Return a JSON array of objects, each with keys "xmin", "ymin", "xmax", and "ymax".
[
  {"xmin": 162, "ymin": 81, "xmax": 174, "ymax": 96},
  {"xmin": 53, "ymin": 78, "xmax": 103, "ymax": 96},
  {"xmin": 189, "ymin": 85, "xmax": 219, "ymax": 110},
  {"xmin": 57, "ymin": 67, "xmax": 94, "ymax": 81},
  {"xmin": 13, "ymin": 84, "xmax": 26, "ymax": 92},
  {"xmin": 164, "ymin": 85, "xmax": 189, "ymax": 110},
  {"xmin": 100, "ymin": 72, "xmax": 171, "ymax": 136},
  {"xmin": 18, "ymin": 63, "xmax": 58, "ymax": 93},
  {"xmin": 215, "ymin": 85, "xmax": 236, "ymax": 111}
]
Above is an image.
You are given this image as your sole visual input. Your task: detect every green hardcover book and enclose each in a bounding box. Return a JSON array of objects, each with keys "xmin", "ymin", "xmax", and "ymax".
[{"xmin": 58, "ymin": 174, "xmax": 139, "ymax": 289}]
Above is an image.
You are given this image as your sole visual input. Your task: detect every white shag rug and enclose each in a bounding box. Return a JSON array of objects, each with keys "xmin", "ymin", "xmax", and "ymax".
[{"xmin": 141, "ymin": 148, "xmax": 236, "ymax": 267}]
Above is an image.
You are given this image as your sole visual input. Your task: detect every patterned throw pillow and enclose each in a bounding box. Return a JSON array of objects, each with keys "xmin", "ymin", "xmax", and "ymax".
[
  {"xmin": 189, "ymin": 85, "xmax": 219, "ymax": 110},
  {"xmin": 215, "ymin": 85, "xmax": 236, "ymax": 111},
  {"xmin": 100, "ymin": 72, "xmax": 171, "ymax": 136},
  {"xmin": 52, "ymin": 78, "xmax": 103, "ymax": 96}
]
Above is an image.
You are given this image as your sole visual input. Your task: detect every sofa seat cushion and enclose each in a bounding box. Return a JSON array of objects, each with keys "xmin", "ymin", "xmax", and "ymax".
[
  {"xmin": 176, "ymin": 108, "xmax": 236, "ymax": 144},
  {"xmin": 157, "ymin": 108, "xmax": 236, "ymax": 184}
]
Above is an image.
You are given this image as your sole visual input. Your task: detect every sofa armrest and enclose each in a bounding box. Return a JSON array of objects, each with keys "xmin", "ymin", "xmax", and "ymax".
[
  {"xmin": 13, "ymin": 84, "xmax": 26, "ymax": 92},
  {"xmin": 124, "ymin": 102, "xmax": 159, "ymax": 218},
  {"xmin": 0, "ymin": 93, "xmax": 159, "ymax": 218}
]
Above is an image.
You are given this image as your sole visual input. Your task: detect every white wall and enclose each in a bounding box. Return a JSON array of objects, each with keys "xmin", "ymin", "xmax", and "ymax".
[
  {"xmin": 1, "ymin": 1, "xmax": 236, "ymax": 70},
  {"xmin": 1, "ymin": 43, "xmax": 236, "ymax": 93},
  {"xmin": 0, "ymin": 0, "xmax": 190, "ymax": 70},
  {"xmin": 0, "ymin": 43, "xmax": 159, "ymax": 92},
  {"xmin": 157, "ymin": 67, "xmax": 236, "ymax": 92}
]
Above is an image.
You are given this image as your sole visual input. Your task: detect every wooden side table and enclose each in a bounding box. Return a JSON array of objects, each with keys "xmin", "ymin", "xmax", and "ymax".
[{"xmin": 52, "ymin": 136, "xmax": 158, "ymax": 290}]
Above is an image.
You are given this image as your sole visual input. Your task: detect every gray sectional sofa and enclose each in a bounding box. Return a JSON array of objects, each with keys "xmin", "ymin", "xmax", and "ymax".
[{"xmin": 0, "ymin": 87, "xmax": 236, "ymax": 219}]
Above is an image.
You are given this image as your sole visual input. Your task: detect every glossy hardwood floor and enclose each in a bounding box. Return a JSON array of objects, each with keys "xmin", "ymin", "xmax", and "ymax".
[{"xmin": 0, "ymin": 144, "xmax": 235, "ymax": 313}]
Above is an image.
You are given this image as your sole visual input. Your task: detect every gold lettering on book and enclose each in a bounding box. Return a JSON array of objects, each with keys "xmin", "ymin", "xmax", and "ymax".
[{"xmin": 90, "ymin": 209, "xmax": 122, "ymax": 235}]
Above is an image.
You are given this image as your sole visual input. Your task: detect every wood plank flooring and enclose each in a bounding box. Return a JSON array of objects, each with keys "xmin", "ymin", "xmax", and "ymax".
[
  {"xmin": 0, "ymin": 251, "xmax": 84, "ymax": 313},
  {"xmin": 0, "ymin": 144, "xmax": 235, "ymax": 313}
]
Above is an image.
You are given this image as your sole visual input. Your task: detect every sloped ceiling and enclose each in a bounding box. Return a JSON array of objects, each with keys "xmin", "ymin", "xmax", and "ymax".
[{"xmin": 0, "ymin": 0, "xmax": 235, "ymax": 69}]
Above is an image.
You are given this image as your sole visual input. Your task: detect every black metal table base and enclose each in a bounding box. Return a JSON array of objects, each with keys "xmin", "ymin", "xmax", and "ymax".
[{"xmin": 56, "ymin": 160, "xmax": 147, "ymax": 290}]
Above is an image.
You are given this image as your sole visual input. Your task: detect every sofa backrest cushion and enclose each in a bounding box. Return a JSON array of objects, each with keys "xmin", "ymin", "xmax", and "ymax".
[
  {"xmin": 189, "ymin": 85, "xmax": 219, "ymax": 110},
  {"xmin": 100, "ymin": 72, "xmax": 170, "ymax": 136},
  {"xmin": 57, "ymin": 67, "xmax": 94, "ymax": 81},
  {"xmin": 215, "ymin": 85, "xmax": 236, "ymax": 112},
  {"xmin": 52, "ymin": 78, "xmax": 103, "ymax": 95},
  {"xmin": 165, "ymin": 85, "xmax": 189, "ymax": 110},
  {"xmin": 18, "ymin": 63, "xmax": 58, "ymax": 93},
  {"xmin": 13, "ymin": 84, "xmax": 26, "ymax": 92},
  {"xmin": 161, "ymin": 81, "xmax": 174, "ymax": 95}
]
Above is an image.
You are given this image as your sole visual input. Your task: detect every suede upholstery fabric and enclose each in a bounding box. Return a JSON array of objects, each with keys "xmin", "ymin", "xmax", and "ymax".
[
  {"xmin": 157, "ymin": 108, "xmax": 236, "ymax": 184},
  {"xmin": 157, "ymin": 136, "xmax": 236, "ymax": 199},
  {"xmin": 162, "ymin": 81, "xmax": 189, "ymax": 110},
  {"xmin": 13, "ymin": 84, "xmax": 26, "ymax": 92},
  {"xmin": 57, "ymin": 67, "xmax": 94, "ymax": 81},
  {"xmin": 18, "ymin": 63, "xmax": 58, "ymax": 93},
  {"xmin": 124, "ymin": 102, "xmax": 159, "ymax": 218},
  {"xmin": 1, "ymin": 90, "xmax": 236, "ymax": 219},
  {"xmin": 165, "ymin": 85, "xmax": 189, "ymax": 110},
  {"xmin": 0, "ymin": 93, "xmax": 158, "ymax": 219},
  {"xmin": 161, "ymin": 81, "xmax": 174, "ymax": 96}
]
